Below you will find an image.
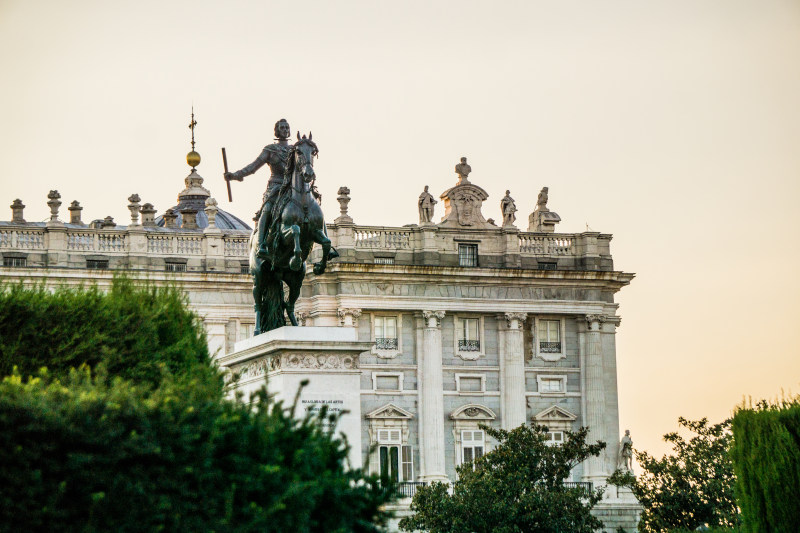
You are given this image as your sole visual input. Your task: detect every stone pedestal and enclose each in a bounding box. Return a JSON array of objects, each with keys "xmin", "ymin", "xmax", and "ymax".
[{"xmin": 218, "ymin": 326, "xmax": 372, "ymax": 469}]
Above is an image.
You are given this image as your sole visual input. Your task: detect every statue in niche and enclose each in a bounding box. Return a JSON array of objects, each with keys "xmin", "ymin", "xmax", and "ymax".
[
  {"xmin": 455, "ymin": 157, "xmax": 472, "ymax": 183},
  {"xmin": 418, "ymin": 185, "xmax": 437, "ymax": 224},
  {"xmin": 501, "ymin": 190, "xmax": 517, "ymax": 226},
  {"xmin": 618, "ymin": 429, "xmax": 634, "ymax": 472},
  {"xmin": 536, "ymin": 186, "xmax": 549, "ymax": 211}
]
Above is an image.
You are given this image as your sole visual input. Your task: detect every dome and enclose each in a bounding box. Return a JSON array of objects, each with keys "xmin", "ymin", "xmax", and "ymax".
[{"xmin": 155, "ymin": 168, "xmax": 252, "ymax": 231}]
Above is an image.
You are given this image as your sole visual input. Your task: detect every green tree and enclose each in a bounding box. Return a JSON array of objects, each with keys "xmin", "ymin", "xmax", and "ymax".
[
  {"xmin": 0, "ymin": 277, "xmax": 213, "ymax": 386},
  {"xmin": 609, "ymin": 417, "xmax": 738, "ymax": 532},
  {"xmin": 0, "ymin": 278, "xmax": 395, "ymax": 532},
  {"xmin": 399, "ymin": 424, "xmax": 606, "ymax": 533},
  {"xmin": 0, "ymin": 369, "xmax": 394, "ymax": 532},
  {"xmin": 731, "ymin": 397, "xmax": 800, "ymax": 532}
]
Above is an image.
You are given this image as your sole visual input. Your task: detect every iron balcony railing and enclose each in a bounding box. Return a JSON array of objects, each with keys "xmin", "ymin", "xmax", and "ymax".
[
  {"xmin": 539, "ymin": 341, "xmax": 562, "ymax": 353},
  {"xmin": 375, "ymin": 337, "xmax": 399, "ymax": 350},
  {"xmin": 563, "ymin": 481, "xmax": 593, "ymax": 491},
  {"xmin": 396, "ymin": 481, "xmax": 427, "ymax": 498},
  {"xmin": 458, "ymin": 339, "xmax": 480, "ymax": 352}
]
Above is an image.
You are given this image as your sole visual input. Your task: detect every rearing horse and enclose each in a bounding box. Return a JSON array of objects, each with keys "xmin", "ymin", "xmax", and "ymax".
[{"xmin": 249, "ymin": 133, "xmax": 335, "ymax": 334}]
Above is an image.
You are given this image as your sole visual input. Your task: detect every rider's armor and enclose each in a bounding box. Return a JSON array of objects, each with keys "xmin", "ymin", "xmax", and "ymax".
[{"xmin": 230, "ymin": 142, "xmax": 292, "ymax": 258}]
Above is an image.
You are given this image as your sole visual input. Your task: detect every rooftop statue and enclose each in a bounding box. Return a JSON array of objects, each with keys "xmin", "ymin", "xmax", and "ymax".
[
  {"xmin": 501, "ymin": 190, "xmax": 517, "ymax": 227},
  {"xmin": 455, "ymin": 157, "xmax": 472, "ymax": 183},
  {"xmin": 225, "ymin": 122, "xmax": 337, "ymax": 334},
  {"xmin": 418, "ymin": 185, "xmax": 437, "ymax": 224},
  {"xmin": 536, "ymin": 186, "xmax": 549, "ymax": 211}
]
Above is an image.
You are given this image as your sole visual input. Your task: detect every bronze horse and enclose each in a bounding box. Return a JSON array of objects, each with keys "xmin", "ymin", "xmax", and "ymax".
[{"xmin": 249, "ymin": 133, "xmax": 336, "ymax": 334}]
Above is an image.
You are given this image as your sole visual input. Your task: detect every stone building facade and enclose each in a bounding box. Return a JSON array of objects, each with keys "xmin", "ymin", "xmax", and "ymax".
[{"xmin": 0, "ymin": 158, "xmax": 639, "ymax": 530}]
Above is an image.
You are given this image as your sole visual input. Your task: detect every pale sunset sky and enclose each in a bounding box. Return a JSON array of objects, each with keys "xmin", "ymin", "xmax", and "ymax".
[{"xmin": 1, "ymin": 0, "xmax": 799, "ymax": 457}]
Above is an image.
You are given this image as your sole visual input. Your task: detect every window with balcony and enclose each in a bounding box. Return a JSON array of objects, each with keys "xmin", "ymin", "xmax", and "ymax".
[
  {"xmin": 374, "ymin": 316, "xmax": 398, "ymax": 351},
  {"xmin": 458, "ymin": 243, "xmax": 478, "ymax": 267},
  {"xmin": 459, "ymin": 318, "xmax": 480, "ymax": 352},
  {"xmin": 539, "ymin": 319, "xmax": 561, "ymax": 353},
  {"xmin": 375, "ymin": 429, "xmax": 414, "ymax": 482}
]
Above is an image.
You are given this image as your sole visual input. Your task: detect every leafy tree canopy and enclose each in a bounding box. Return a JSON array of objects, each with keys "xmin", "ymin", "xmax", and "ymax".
[
  {"xmin": 0, "ymin": 277, "xmax": 213, "ymax": 386},
  {"xmin": 608, "ymin": 417, "xmax": 738, "ymax": 532},
  {"xmin": 399, "ymin": 424, "xmax": 606, "ymax": 533},
  {"xmin": 731, "ymin": 397, "xmax": 800, "ymax": 532},
  {"xmin": 0, "ymin": 369, "xmax": 394, "ymax": 532}
]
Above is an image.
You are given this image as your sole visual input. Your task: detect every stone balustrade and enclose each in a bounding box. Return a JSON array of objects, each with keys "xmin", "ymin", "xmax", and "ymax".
[{"xmin": 0, "ymin": 218, "xmax": 614, "ymax": 273}]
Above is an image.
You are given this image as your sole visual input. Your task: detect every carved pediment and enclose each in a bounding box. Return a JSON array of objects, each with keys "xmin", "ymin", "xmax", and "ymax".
[
  {"xmin": 532, "ymin": 405, "xmax": 577, "ymax": 423},
  {"xmin": 366, "ymin": 403, "xmax": 414, "ymax": 420},
  {"xmin": 439, "ymin": 182, "xmax": 492, "ymax": 228},
  {"xmin": 451, "ymin": 403, "xmax": 497, "ymax": 421}
]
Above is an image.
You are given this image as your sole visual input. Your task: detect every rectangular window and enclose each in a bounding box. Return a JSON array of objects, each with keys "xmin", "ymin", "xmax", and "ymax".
[
  {"xmin": 240, "ymin": 263, "xmax": 250, "ymax": 274},
  {"xmin": 458, "ymin": 243, "xmax": 478, "ymax": 267},
  {"xmin": 461, "ymin": 430, "xmax": 485, "ymax": 467},
  {"xmin": 165, "ymin": 262, "xmax": 187, "ymax": 272},
  {"xmin": 458, "ymin": 318, "xmax": 480, "ymax": 351},
  {"xmin": 86, "ymin": 259, "xmax": 109, "ymax": 270},
  {"xmin": 375, "ymin": 375, "xmax": 400, "ymax": 391},
  {"xmin": 546, "ymin": 431, "xmax": 564, "ymax": 446},
  {"xmin": 375, "ymin": 316, "xmax": 398, "ymax": 350},
  {"xmin": 537, "ymin": 262, "xmax": 557, "ymax": 270},
  {"xmin": 374, "ymin": 257, "xmax": 395, "ymax": 265},
  {"xmin": 3, "ymin": 257, "xmax": 26, "ymax": 267},
  {"xmin": 457, "ymin": 375, "xmax": 484, "ymax": 393},
  {"xmin": 540, "ymin": 378, "xmax": 563, "ymax": 393},
  {"xmin": 377, "ymin": 427, "xmax": 412, "ymax": 482},
  {"xmin": 539, "ymin": 319, "xmax": 562, "ymax": 353}
]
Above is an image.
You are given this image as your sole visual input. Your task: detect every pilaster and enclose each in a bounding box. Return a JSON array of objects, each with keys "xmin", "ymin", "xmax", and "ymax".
[
  {"xmin": 419, "ymin": 310, "xmax": 447, "ymax": 482},
  {"xmin": 583, "ymin": 314, "xmax": 607, "ymax": 484},
  {"xmin": 499, "ymin": 312, "xmax": 527, "ymax": 429}
]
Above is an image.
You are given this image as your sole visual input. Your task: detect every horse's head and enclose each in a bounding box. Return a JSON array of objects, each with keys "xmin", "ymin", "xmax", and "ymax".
[{"xmin": 293, "ymin": 132, "xmax": 319, "ymax": 183}]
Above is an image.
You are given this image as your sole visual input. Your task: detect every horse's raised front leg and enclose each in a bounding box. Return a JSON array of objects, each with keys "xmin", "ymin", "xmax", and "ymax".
[
  {"xmin": 311, "ymin": 227, "xmax": 332, "ymax": 275},
  {"xmin": 281, "ymin": 223, "xmax": 303, "ymax": 271}
]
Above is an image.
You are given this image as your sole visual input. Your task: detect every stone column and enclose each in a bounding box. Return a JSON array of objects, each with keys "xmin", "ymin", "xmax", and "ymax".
[
  {"xmin": 419, "ymin": 310, "xmax": 448, "ymax": 482},
  {"xmin": 500, "ymin": 312, "xmax": 527, "ymax": 430},
  {"xmin": 583, "ymin": 314, "xmax": 607, "ymax": 483}
]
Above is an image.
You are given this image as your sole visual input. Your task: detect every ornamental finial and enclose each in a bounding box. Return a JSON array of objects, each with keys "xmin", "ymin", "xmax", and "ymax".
[{"xmin": 187, "ymin": 106, "xmax": 200, "ymax": 168}]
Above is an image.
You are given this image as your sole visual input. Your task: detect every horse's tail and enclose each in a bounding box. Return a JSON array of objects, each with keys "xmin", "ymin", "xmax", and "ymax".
[{"xmin": 260, "ymin": 275, "xmax": 286, "ymax": 332}]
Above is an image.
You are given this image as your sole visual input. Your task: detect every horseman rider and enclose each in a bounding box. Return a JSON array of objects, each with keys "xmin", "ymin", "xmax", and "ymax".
[{"xmin": 225, "ymin": 118, "xmax": 292, "ymax": 261}]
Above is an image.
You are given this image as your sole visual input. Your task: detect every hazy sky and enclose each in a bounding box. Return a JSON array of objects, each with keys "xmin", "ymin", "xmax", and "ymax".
[{"xmin": 2, "ymin": 0, "xmax": 799, "ymax": 456}]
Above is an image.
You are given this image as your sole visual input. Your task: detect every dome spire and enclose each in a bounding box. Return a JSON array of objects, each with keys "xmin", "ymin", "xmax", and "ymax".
[{"xmin": 187, "ymin": 106, "xmax": 201, "ymax": 168}]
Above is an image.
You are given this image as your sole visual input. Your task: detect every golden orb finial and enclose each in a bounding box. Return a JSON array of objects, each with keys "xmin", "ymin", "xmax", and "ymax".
[{"xmin": 187, "ymin": 150, "xmax": 201, "ymax": 168}]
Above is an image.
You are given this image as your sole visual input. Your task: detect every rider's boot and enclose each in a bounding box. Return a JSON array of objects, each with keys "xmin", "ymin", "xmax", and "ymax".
[{"xmin": 257, "ymin": 208, "xmax": 271, "ymax": 260}]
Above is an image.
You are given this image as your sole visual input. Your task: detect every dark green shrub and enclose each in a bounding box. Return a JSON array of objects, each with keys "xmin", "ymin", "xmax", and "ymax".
[
  {"xmin": 731, "ymin": 398, "xmax": 800, "ymax": 532},
  {"xmin": 0, "ymin": 369, "xmax": 393, "ymax": 532},
  {"xmin": 0, "ymin": 277, "xmax": 212, "ymax": 386}
]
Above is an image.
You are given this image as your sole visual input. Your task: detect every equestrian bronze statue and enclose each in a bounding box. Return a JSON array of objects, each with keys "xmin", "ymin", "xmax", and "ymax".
[{"xmin": 224, "ymin": 122, "xmax": 337, "ymax": 334}]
